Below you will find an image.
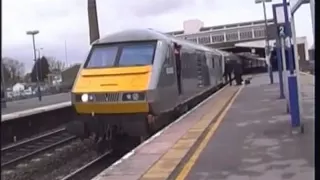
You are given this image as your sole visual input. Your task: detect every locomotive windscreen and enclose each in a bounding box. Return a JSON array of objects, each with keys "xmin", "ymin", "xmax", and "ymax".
[{"xmin": 84, "ymin": 41, "xmax": 157, "ymax": 68}]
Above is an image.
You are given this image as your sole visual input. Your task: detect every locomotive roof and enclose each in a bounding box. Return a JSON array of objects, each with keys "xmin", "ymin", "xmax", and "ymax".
[
  {"xmin": 94, "ymin": 29, "xmax": 220, "ymax": 54},
  {"xmin": 94, "ymin": 29, "xmax": 168, "ymax": 45}
]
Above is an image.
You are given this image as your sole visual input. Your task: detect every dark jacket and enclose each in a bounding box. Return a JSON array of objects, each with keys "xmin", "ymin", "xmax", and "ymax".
[
  {"xmin": 233, "ymin": 61, "xmax": 242, "ymax": 75},
  {"xmin": 224, "ymin": 62, "xmax": 233, "ymax": 75}
]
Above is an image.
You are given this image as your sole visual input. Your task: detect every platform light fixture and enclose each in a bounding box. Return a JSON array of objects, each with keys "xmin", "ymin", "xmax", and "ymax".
[
  {"xmin": 36, "ymin": 48, "xmax": 44, "ymax": 82},
  {"xmin": 26, "ymin": 30, "xmax": 42, "ymax": 101}
]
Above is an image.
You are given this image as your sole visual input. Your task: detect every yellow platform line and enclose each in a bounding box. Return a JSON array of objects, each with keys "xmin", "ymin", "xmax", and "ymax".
[
  {"xmin": 140, "ymin": 86, "xmax": 241, "ymax": 180},
  {"xmin": 175, "ymin": 85, "xmax": 243, "ymax": 180}
]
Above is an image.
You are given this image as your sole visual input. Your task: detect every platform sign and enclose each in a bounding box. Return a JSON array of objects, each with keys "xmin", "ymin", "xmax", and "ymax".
[
  {"xmin": 278, "ymin": 25, "xmax": 294, "ymax": 71},
  {"xmin": 273, "ymin": 4, "xmax": 295, "ymax": 71},
  {"xmin": 278, "ymin": 26, "xmax": 285, "ymax": 37},
  {"xmin": 275, "ymin": 6, "xmax": 286, "ymax": 24}
]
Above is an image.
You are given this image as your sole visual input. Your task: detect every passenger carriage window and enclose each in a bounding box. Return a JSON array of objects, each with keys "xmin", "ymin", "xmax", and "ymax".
[
  {"xmin": 119, "ymin": 44, "xmax": 155, "ymax": 66},
  {"xmin": 219, "ymin": 58, "xmax": 222, "ymax": 67},
  {"xmin": 85, "ymin": 46, "xmax": 118, "ymax": 68},
  {"xmin": 202, "ymin": 54, "xmax": 208, "ymax": 67}
]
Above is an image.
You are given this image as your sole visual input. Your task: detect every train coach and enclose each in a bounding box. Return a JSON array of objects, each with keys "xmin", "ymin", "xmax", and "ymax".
[{"xmin": 67, "ymin": 29, "xmax": 234, "ymax": 149}]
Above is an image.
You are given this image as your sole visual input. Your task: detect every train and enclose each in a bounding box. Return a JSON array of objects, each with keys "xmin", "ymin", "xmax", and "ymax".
[{"xmin": 66, "ymin": 29, "xmax": 238, "ymax": 149}]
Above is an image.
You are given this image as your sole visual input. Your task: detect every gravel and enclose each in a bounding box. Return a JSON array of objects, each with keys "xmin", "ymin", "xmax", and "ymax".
[
  {"xmin": 2, "ymin": 135, "xmax": 140, "ymax": 180},
  {"xmin": 2, "ymin": 139, "xmax": 93, "ymax": 180}
]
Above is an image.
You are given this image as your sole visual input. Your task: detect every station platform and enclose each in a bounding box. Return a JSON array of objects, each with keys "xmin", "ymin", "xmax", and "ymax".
[
  {"xmin": 2, "ymin": 93, "xmax": 71, "ymax": 121},
  {"xmin": 173, "ymin": 73, "xmax": 314, "ymax": 180},
  {"xmin": 2, "ymin": 93, "xmax": 70, "ymax": 115},
  {"xmin": 92, "ymin": 72, "xmax": 314, "ymax": 180}
]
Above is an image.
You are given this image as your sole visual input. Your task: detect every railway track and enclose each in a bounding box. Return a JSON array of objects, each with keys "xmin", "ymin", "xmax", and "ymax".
[
  {"xmin": 60, "ymin": 150, "xmax": 113, "ymax": 180},
  {"xmin": 1, "ymin": 128, "xmax": 76, "ymax": 168},
  {"xmin": 38, "ymin": 137, "xmax": 139, "ymax": 180}
]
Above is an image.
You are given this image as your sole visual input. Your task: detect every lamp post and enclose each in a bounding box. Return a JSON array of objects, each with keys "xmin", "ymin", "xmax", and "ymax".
[
  {"xmin": 273, "ymin": 4, "xmax": 288, "ymax": 101},
  {"xmin": 26, "ymin": 30, "xmax": 42, "ymax": 101},
  {"xmin": 64, "ymin": 40, "xmax": 69, "ymax": 68},
  {"xmin": 37, "ymin": 48, "xmax": 44, "ymax": 81},
  {"xmin": 255, "ymin": 0, "xmax": 274, "ymax": 84},
  {"xmin": 37, "ymin": 48, "xmax": 43, "ymax": 59}
]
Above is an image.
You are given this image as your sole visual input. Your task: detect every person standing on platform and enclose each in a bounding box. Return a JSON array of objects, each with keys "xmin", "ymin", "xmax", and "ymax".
[
  {"xmin": 233, "ymin": 60, "xmax": 242, "ymax": 85},
  {"xmin": 224, "ymin": 60, "xmax": 233, "ymax": 86}
]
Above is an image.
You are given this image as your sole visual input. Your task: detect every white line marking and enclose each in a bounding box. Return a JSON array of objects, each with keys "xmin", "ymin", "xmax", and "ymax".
[
  {"xmin": 2, "ymin": 101, "xmax": 71, "ymax": 121},
  {"xmin": 299, "ymin": 71, "xmax": 314, "ymax": 77}
]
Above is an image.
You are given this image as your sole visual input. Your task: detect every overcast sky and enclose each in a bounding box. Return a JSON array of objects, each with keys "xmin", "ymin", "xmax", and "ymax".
[{"xmin": 2, "ymin": 0, "xmax": 313, "ymax": 73}]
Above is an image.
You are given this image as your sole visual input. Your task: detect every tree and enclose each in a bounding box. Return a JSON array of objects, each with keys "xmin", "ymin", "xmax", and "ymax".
[
  {"xmin": 24, "ymin": 73, "xmax": 31, "ymax": 83},
  {"xmin": 47, "ymin": 57, "xmax": 66, "ymax": 72},
  {"xmin": 2, "ymin": 64, "xmax": 11, "ymax": 84},
  {"xmin": 30, "ymin": 56, "xmax": 50, "ymax": 82},
  {"xmin": 2, "ymin": 57, "xmax": 25, "ymax": 85}
]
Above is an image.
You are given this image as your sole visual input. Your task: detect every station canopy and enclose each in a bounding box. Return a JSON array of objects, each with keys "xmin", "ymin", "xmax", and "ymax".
[{"xmin": 234, "ymin": 36, "xmax": 307, "ymax": 49}]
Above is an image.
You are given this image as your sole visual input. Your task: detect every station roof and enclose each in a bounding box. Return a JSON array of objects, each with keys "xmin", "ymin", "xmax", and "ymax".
[
  {"xmin": 236, "ymin": 52, "xmax": 265, "ymax": 61},
  {"xmin": 234, "ymin": 36, "xmax": 307, "ymax": 49},
  {"xmin": 167, "ymin": 19, "xmax": 274, "ymax": 36}
]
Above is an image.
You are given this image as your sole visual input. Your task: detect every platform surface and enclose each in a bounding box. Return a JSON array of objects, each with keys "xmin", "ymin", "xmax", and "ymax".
[
  {"xmin": 299, "ymin": 71, "xmax": 314, "ymax": 87},
  {"xmin": 177, "ymin": 73, "xmax": 314, "ymax": 180},
  {"xmin": 92, "ymin": 72, "xmax": 314, "ymax": 180},
  {"xmin": 2, "ymin": 92, "xmax": 71, "ymax": 115}
]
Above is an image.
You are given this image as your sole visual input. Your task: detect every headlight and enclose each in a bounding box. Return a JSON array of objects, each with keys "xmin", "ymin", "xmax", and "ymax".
[
  {"xmin": 122, "ymin": 92, "xmax": 145, "ymax": 101},
  {"xmin": 132, "ymin": 93, "xmax": 139, "ymax": 100},
  {"xmin": 81, "ymin": 94, "xmax": 89, "ymax": 102},
  {"xmin": 126, "ymin": 94, "xmax": 132, "ymax": 100}
]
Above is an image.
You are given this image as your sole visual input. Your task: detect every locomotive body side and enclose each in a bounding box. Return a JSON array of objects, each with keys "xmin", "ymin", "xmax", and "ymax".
[{"xmin": 149, "ymin": 39, "xmax": 225, "ymax": 116}]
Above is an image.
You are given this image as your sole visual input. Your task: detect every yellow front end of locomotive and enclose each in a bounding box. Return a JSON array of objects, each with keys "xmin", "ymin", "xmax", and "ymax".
[{"xmin": 72, "ymin": 65, "xmax": 152, "ymax": 114}]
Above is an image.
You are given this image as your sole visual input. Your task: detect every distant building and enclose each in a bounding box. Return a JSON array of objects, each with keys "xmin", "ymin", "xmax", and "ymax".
[
  {"xmin": 12, "ymin": 83, "xmax": 25, "ymax": 92},
  {"xmin": 47, "ymin": 71, "xmax": 62, "ymax": 85},
  {"xmin": 308, "ymin": 44, "xmax": 314, "ymax": 60},
  {"xmin": 182, "ymin": 19, "xmax": 204, "ymax": 34}
]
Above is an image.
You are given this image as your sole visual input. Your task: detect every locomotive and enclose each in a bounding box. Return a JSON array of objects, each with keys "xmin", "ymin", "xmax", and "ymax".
[{"xmin": 67, "ymin": 29, "xmax": 234, "ymax": 148}]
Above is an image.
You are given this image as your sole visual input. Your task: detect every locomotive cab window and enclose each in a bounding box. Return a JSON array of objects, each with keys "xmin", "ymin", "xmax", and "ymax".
[
  {"xmin": 85, "ymin": 46, "xmax": 118, "ymax": 68},
  {"xmin": 118, "ymin": 44, "xmax": 155, "ymax": 66},
  {"xmin": 84, "ymin": 41, "xmax": 157, "ymax": 68}
]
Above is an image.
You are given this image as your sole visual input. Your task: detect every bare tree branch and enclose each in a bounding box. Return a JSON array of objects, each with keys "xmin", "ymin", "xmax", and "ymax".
[
  {"xmin": 2, "ymin": 57, "xmax": 25, "ymax": 85},
  {"xmin": 46, "ymin": 56, "xmax": 66, "ymax": 72}
]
